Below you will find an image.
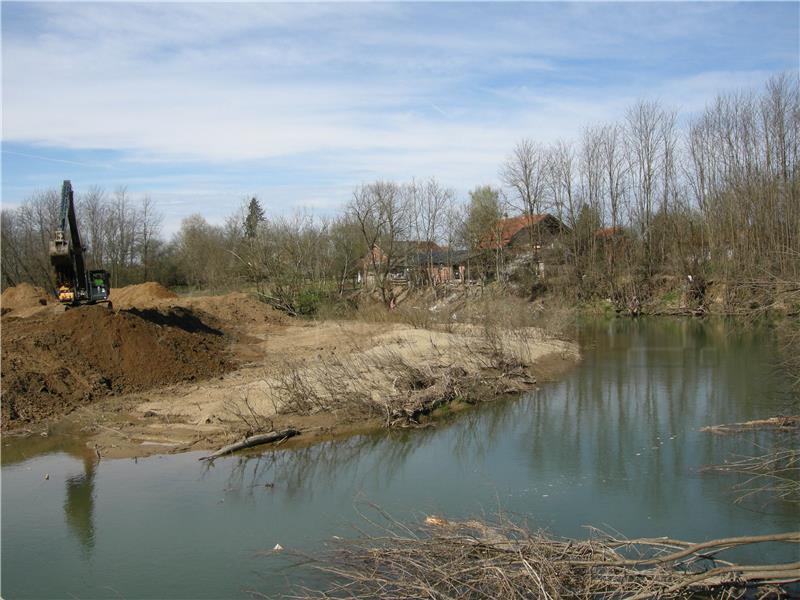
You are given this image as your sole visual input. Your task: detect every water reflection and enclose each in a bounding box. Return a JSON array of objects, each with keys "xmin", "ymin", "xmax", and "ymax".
[
  {"xmin": 209, "ymin": 429, "xmax": 443, "ymax": 501},
  {"xmin": 208, "ymin": 315, "xmax": 793, "ymax": 516},
  {"xmin": 64, "ymin": 454, "xmax": 98, "ymax": 553},
  {"xmin": 2, "ymin": 318, "xmax": 797, "ymax": 599},
  {"xmin": 2, "ymin": 429, "xmax": 99, "ymax": 554}
]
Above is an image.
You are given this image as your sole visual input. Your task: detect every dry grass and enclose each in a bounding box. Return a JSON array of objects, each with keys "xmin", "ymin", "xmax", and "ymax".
[{"xmin": 349, "ymin": 285, "xmax": 577, "ymax": 341}]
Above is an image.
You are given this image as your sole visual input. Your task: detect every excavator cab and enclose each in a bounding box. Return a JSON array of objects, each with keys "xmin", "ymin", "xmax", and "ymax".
[{"xmin": 86, "ymin": 270, "xmax": 110, "ymax": 303}]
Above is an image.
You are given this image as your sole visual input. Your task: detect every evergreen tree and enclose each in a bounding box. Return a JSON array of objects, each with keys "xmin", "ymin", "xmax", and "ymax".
[{"xmin": 244, "ymin": 197, "xmax": 265, "ymax": 239}]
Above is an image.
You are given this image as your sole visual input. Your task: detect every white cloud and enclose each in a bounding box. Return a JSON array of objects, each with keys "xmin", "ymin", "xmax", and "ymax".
[{"xmin": 2, "ymin": 2, "xmax": 796, "ymax": 216}]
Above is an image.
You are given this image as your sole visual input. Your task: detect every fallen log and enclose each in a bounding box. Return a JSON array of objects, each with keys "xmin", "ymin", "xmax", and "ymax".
[
  {"xmin": 198, "ymin": 428, "xmax": 299, "ymax": 461},
  {"xmin": 700, "ymin": 415, "xmax": 799, "ymax": 434}
]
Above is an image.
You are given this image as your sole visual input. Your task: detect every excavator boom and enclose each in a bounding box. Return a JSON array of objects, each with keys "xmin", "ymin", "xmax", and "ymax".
[{"xmin": 49, "ymin": 180, "xmax": 111, "ymax": 305}]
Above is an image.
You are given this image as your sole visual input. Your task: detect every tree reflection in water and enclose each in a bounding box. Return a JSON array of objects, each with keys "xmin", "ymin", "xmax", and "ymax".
[
  {"xmin": 64, "ymin": 453, "xmax": 98, "ymax": 555},
  {"xmin": 207, "ymin": 429, "xmax": 448, "ymax": 501}
]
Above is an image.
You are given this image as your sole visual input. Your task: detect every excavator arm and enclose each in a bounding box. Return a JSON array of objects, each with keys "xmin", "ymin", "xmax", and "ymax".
[{"xmin": 49, "ymin": 180, "xmax": 110, "ymax": 305}]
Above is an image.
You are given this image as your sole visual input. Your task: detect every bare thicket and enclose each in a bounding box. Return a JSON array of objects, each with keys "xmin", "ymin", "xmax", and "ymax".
[
  {"xmin": 2, "ymin": 75, "xmax": 796, "ymax": 318},
  {"xmin": 224, "ymin": 392, "xmax": 275, "ymax": 436},
  {"xmin": 250, "ymin": 315, "xmax": 550, "ymax": 428}
]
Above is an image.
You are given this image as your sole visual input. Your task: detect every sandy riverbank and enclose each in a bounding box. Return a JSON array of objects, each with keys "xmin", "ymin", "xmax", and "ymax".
[{"xmin": 1, "ymin": 283, "xmax": 579, "ymax": 458}]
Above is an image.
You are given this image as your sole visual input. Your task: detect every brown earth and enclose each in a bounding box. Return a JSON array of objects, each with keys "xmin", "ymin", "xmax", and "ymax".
[
  {"xmin": 1, "ymin": 283, "xmax": 52, "ymax": 315},
  {"xmin": 108, "ymin": 281, "xmax": 178, "ymax": 308},
  {"xmin": 1, "ymin": 304, "xmax": 232, "ymax": 428},
  {"xmin": 175, "ymin": 292, "xmax": 288, "ymax": 326},
  {"xmin": 109, "ymin": 283, "xmax": 286, "ymax": 326}
]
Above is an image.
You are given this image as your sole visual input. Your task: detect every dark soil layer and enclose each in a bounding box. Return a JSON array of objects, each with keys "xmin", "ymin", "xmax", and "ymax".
[{"xmin": 1, "ymin": 305, "xmax": 232, "ymax": 428}]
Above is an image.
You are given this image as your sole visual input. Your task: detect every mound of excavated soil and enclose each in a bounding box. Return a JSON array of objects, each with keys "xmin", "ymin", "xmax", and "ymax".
[
  {"xmin": 107, "ymin": 284, "xmax": 284, "ymax": 327},
  {"xmin": 179, "ymin": 292, "xmax": 287, "ymax": 326},
  {"xmin": 109, "ymin": 282, "xmax": 178, "ymax": 309},
  {"xmin": 1, "ymin": 283, "xmax": 50, "ymax": 313},
  {"xmin": 1, "ymin": 305, "xmax": 232, "ymax": 428}
]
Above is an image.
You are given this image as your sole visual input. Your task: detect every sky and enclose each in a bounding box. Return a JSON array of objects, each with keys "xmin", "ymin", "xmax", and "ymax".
[{"xmin": 2, "ymin": 2, "xmax": 799, "ymax": 233}]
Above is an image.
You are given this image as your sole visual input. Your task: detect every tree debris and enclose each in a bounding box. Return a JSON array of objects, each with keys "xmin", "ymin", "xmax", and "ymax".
[
  {"xmin": 700, "ymin": 415, "xmax": 799, "ymax": 434},
  {"xmin": 284, "ymin": 515, "xmax": 800, "ymax": 599},
  {"xmin": 198, "ymin": 429, "xmax": 299, "ymax": 461}
]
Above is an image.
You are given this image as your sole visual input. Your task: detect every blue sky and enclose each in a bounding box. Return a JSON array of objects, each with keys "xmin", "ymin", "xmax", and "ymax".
[{"xmin": 2, "ymin": 2, "xmax": 798, "ymax": 233}]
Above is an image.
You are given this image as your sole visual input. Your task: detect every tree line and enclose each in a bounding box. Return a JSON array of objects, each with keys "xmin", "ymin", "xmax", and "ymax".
[{"xmin": 2, "ymin": 74, "xmax": 797, "ymax": 313}]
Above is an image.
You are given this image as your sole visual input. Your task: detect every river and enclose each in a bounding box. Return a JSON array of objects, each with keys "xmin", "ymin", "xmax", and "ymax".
[{"xmin": 2, "ymin": 318, "xmax": 797, "ymax": 598}]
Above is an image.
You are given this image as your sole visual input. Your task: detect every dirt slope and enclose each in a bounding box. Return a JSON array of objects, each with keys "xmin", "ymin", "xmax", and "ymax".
[
  {"xmin": 177, "ymin": 292, "xmax": 287, "ymax": 326},
  {"xmin": 108, "ymin": 282, "xmax": 178, "ymax": 308},
  {"xmin": 1, "ymin": 283, "xmax": 51, "ymax": 312},
  {"xmin": 108, "ymin": 284, "xmax": 285, "ymax": 326},
  {"xmin": 1, "ymin": 305, "xmax": 232, "ymax": 428}
]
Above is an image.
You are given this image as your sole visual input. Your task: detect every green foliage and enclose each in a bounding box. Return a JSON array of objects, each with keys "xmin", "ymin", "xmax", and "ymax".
[
  {"xmin": 660, "ymin": 289, "xmax": 680, "ymax": 305},
  {"xmin": 464, "ymin": 185, "xmax": 502, "ymax": 251},
  {"xmin": 294, "ymin": 289, "xmax": 324, "ymax": 316}
]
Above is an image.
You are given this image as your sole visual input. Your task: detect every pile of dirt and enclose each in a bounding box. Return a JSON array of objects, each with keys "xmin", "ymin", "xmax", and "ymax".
[
  {"xmin": 1, "ymin": 283, "xmax": 51, "ymax": 314},
  {"xmin": 108, "ymin": 283, "xmax": 285, "ymax": 328},
  {"xmin": 1, "ymin": 305, "xmax": 232, "ymax": 428},
  {"xmin": 109, "ymin": 282, "xmax": 178, "ymax": 309},
  {"xmin": 178, "ymin": 292, "xmax": 287, "ymax": 326}
]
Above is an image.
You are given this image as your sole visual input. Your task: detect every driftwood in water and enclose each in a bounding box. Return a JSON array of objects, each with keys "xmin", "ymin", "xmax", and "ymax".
[
  {"xmin": 700, "ymin": 415, "xmax": 799, "ymax": 434},
  {"xmin": 199, "ymin": 429, "xmax": 299, "ymax": 461}
]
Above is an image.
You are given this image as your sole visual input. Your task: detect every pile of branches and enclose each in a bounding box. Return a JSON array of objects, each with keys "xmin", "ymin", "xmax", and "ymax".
[{"xmin": 283, "ymin": 516, "xmax": 799, "ymax": 600}]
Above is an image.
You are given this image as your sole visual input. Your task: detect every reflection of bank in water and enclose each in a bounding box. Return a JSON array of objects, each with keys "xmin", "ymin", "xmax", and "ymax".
[
  {"xmin": 2, "ymin": 429, "xmax": 100, "ymax": 554},
  {"xmin": 2, "ymin": 426, "xmax": 99, "ymax": 552},
  {"xmin": 65, "ymin": 454, "xmax": 98, "ymax": 554}
]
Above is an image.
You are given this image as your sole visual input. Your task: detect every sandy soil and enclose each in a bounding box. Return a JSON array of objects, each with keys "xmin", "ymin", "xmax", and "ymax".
[{"xmin": 1, "ymin": 283, "xmax": 579, "ymax": 459}]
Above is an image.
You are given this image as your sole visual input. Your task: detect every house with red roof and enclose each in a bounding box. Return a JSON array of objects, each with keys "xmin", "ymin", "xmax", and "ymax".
[{"xmin": 479, "ymin": 213, "xmax": 567, "ymax": 251}]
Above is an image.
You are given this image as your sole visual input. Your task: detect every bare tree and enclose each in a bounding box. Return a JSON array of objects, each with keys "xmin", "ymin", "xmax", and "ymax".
[
  {"xmin": 599, "ymin": 123, "xmax": 628, "ymax": 231},
  {"xmin": 410, "ymin": 177, "xmax": 453, "ymax": 286},
  {"xmin": 348, "ymin": 181, "xmax": 411, "ymax": 306},
  {"xmin": 625, "ymin": 101, "xmax": 663, "ymax": 244},
  {"xmin": 138, "ymin": 195, "xmax": 163, "ymax": 281},
  {"xmin": 501, "ymin": 138, "xmax": 549, "ymax": 220},
  {"xmin": 78, "ymin": 186, "xmax": 108, "ymax": 271},
  {"xmin": 329, "ymin": 214, "xmax": 366, "ymax": 295}
]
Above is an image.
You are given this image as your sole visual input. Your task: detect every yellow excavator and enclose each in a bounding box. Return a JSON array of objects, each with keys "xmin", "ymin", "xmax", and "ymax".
[{"xmin": 49, "ymin": 180, "xmax": 111, "ymax": 306}]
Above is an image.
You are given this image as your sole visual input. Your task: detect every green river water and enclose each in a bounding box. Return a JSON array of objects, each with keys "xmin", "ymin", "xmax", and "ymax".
[{"xmin": 2, "ymin": 318, "xmax": 798, "ymax": 598}]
